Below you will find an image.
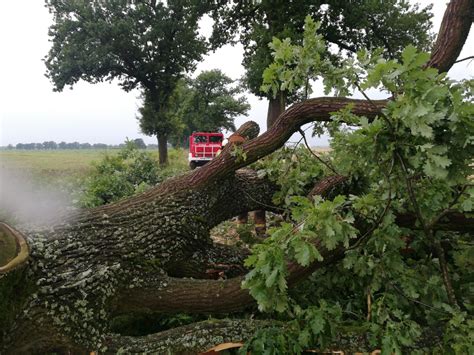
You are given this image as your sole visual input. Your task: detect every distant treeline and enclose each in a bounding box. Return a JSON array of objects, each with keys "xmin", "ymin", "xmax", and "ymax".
[{"xmin": 2, "ymin": 139, "xmax": 156, "ymax": 150}]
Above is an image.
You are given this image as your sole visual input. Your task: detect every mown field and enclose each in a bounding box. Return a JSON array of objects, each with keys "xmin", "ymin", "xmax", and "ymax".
[{"xmin": 0, "ymin": 148, "xmax": 188, "ymax": 182}]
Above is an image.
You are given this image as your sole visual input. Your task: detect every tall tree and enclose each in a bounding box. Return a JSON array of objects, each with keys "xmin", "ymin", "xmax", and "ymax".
[
  {"xmin": 211, "ymin": 0, "xmax": 433, "ymax": 128},
  {"xmin": 44, "ymin": 0, "xmax": 209, "ymax": 165},
  {"xmin": 168, "ymin": 70, "xmax": 250, "ymax": 147}
]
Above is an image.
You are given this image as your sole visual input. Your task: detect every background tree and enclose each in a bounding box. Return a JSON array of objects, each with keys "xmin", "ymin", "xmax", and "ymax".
[
  {"xmin": 44, "ymin": 0, "xmax": 209, "ymax": 165},
  {"xmin": 42, "ymin": 141, "xmax": 57, "ymax": 150},
  {"xmin": 132, "ymin": 138, "xmax": 147, "ymax": 150},
  {"xmin": 66, "ymin": 142, "xmax": 81, "ymax": 149},
  {"xmin": 211, "ymin": 0, "xmax": 433, "ymax": 128},
  {"xmin": 92, "ymin": 143, "xmax": 108, "ymax": 149},
  {"xmin": 136, "ymin": 86, "xmax": 185, "ymax": 155},
  {"xmin": 168, "ymin": 70, "xmax": 250, "ymax": 147}
]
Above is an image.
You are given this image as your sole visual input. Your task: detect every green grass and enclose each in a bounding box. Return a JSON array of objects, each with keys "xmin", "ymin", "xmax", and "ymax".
[
  {"xmin": 0, "ymin": 148, "xmax": 188, "ymax": 181},
  {"xmin": 0, "ymin": 148, "xmax": 189, "ymax": 213},
  {"xmin": 0, "ymin": 148, "xmax": 188, "ymax": 225},
  {"xmin": 0, "ymin": 149, "xmax": 117, "ymax": 179}
]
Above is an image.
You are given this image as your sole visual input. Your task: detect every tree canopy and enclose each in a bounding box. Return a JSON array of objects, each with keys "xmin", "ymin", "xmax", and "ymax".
[
  {"xmin": 240, "ymin": 15, "xmax": 473, "ymax": 352},
  {"xmin": 139, "ymin": 70, "xmax": 250, "ymax": 148},
  {"xmin": 166, "ymin": 69, "xmax": 250, "ymax": 147},
  {"xmin": 44, "ymin": 0, "xmax": 210, "ymax": 164},
  {"xmin": 210, "ymin": 0, "xmax": 433, "ymax": 127}
]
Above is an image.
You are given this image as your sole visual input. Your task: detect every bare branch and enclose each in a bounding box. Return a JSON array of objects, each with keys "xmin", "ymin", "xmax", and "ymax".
[{"xmin": 454, "ymin": 55, "xmax": 474, "ymax": 64}]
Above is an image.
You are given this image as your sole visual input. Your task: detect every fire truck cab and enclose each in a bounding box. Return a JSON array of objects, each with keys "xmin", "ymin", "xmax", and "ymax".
[{"xmin": 188, "ymin": 132, "xmax": 224, "ymax": 169}]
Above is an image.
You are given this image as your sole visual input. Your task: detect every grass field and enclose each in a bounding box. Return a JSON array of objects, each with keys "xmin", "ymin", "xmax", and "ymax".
[
  {"xmin": 0, "ymin": 148, "xmax": 188, "ymax": 181},
  {"xmin": 0, "ymin": 149, "xmax": 114, "ymax": 179},
  {"xmin": 0, "ymin": 148, "xmax": 189, "ymax": 224}
]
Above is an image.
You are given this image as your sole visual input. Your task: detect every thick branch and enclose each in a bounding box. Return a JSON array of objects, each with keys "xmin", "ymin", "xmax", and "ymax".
[
  {"xmin": 111, "ymin": 176, "xmax": 353, "ymax": 315},
  {"xmin": 308, "ymin": 175, "xmax": 349, "ymax": 199},
  {"xmin": 113, "ymin": 242, "xmax": 345, "ymax": 316},
  {"xmin": 426, "ymin": 0, "xmax": 473, "ymax": 73},
  {"xmin": 106, "ymin": 319, "xmax": 275, "ymax": 353},
  {"xmin": 189, "ymin": 98, "xmax": 387, "ymax": 187},
  {"xmin": 396, "ymin": 211, "xmax": 474, "ymax": 233},
  {"xmin": 106, "ymin": 318, "xmax": 376, "ymax": 354}
]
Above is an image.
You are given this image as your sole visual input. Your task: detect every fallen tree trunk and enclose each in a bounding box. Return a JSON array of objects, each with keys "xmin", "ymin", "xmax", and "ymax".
[
  {"xmin": 105, "ymin": 319, "xmax": 277, "ymax": 354},
  {"xmin": 0, "ymin": 99, "xmax": 389, "ymax": 352},
  {"xmin": 2, "ymin": 130, "xmax": 472, "ymax": 353},
  {"xmin": 0, "ymin": 165, "xmax": 278, "ymax": 352}
]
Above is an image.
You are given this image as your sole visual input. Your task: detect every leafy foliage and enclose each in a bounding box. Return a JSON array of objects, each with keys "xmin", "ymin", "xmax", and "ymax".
[
  {"xmin": 211, "ymin": 0, "xmax": 433, "ymax": 100},
  {"xmin": 242, "ymin": 17, "xmax": 473, "ymax": 354},
  {"xmin": 253, "ymin": 146, "xmax": 326, "ymax": 206},
  {"xmin": 167, "ymin": 70, "xmax": 250, "ymax": 147},
  {"xmin": 137, "ymin": 82, "xmax": 189, "ymax": 146},
  {"xmin": 240, "ymin": 301, "xmax": 343, "ymax": 354},
  {"xmin": 45, "ymin": 0, "xmax": 207, "ymax": 93},
  {"xmin": 261, "ymin": 17, "xmax": 328, "ymax": 98},
  {"xmin": 80, "ymin": 141, "xmax": 186, "ymax": 207}
]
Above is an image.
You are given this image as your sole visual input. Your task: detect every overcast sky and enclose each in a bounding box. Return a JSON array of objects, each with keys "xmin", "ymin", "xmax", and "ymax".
[{"xmin": 0, "ymin": 1, "xmax": 472, "ymax": 146}]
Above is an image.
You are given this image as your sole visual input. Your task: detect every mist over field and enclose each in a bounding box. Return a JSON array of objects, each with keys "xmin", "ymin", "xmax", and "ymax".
[{"xmin": 0, "ymin": 166, "xmax": 73, "ymax": 227}]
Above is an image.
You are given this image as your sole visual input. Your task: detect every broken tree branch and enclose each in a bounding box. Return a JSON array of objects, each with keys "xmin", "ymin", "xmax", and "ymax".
[{"xmin": 426, "ymin": 0, "xmax": 473, "ymax": 73}]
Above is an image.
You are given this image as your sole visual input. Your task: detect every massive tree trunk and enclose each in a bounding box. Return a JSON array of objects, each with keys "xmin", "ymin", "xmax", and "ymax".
[
  {"xmin": 2, "ymin": 111, "xmax": 471, "ymax": 354},
  {"xmin": 0, "ymin": 163, "xmax": 278, "ymax": 353},
  {"xmin": 1, "ymin": 1, "xmax": 472, "ymax": 353}
]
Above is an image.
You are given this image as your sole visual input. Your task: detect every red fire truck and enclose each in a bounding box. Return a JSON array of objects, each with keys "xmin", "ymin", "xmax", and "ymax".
[{"xmin": 188, "ymin": 132, "xmax": 224, "ymax": 169}]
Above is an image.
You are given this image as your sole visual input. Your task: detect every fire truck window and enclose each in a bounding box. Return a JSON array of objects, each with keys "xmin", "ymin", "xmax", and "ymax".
[
  {"xmin": 209, "ymin": 136, "xmax": 222, "ymax": 143},
  {"xmin": 194, "ymin": 136, "xmax": 207, "ymax": 143}
]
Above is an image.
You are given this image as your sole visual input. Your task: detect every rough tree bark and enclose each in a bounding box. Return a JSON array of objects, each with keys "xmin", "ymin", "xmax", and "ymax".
[
  {"xmin": 258, "ymin": 87, "xmax": 287, "ymax": 235},
  {"xmin": 1, "ymin": 1, "xmax": 472, "ymax": 353},
  {"xmin": 426, "ymin": 0, "xmax": 473, "ymax": 72},
  {"xmin": 266, "ymin": 90, "xmax": 286, "ymax": 129},
  {"xmin": 157, "ymin": 132, "xmax": 169, "ymax": 166}
]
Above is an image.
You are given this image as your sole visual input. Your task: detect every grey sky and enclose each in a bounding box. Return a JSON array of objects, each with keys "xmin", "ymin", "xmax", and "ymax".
[{"xmin": 0, "ymin": 1, "xmax": 472, "ymax": 146}]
